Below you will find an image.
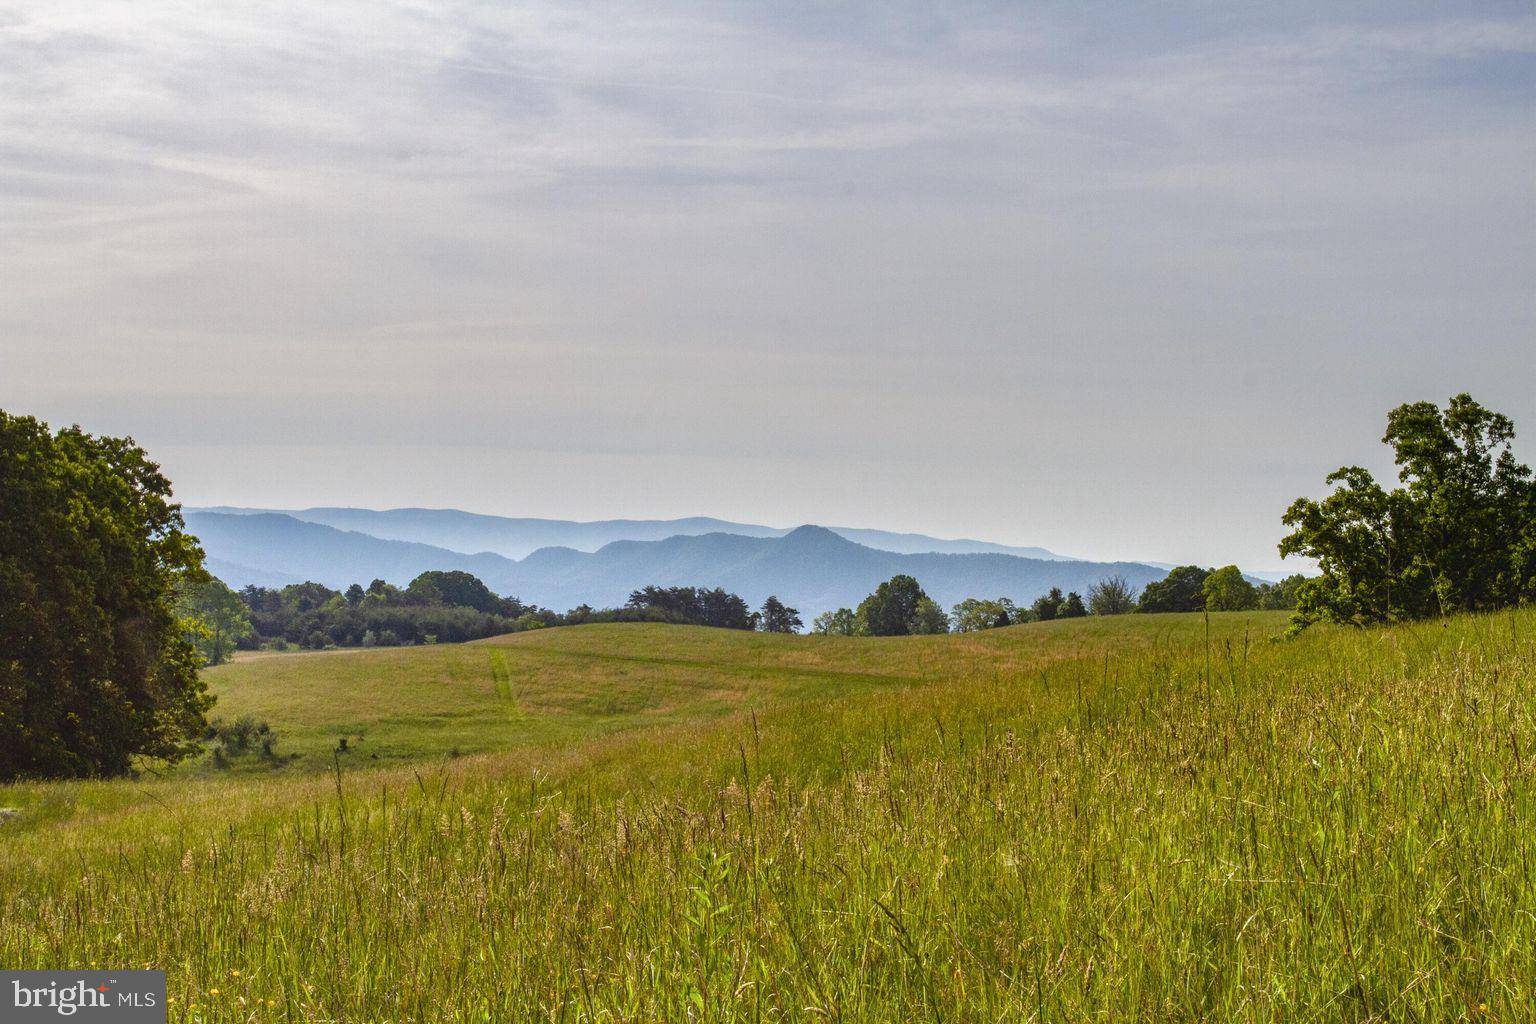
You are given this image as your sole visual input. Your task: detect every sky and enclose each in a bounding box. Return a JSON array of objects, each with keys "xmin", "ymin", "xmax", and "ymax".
[{"xmin": 3, "ymin": 1, "xmax": 1533, "ymax": 569}]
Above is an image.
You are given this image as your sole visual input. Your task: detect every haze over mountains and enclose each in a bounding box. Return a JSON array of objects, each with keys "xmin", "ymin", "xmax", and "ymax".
[
  {"xmin": 193, "ymin": 507, "xmax": 1072, "ymax": 561},
  {"xmin": 185, "ymin": 509, "xmax": 1164, "ymax": 619}
]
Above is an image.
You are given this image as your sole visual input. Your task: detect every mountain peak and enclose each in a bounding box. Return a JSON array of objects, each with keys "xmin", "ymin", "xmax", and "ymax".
[{"xmin": 781, "ymin": 524, "xmax": 851, "ymax": 545}]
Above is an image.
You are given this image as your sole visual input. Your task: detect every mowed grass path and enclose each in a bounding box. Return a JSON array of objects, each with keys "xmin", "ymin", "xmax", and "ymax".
[{"xmin": 4, "ymin": 610, "xmax": 1535, "ymax": 1022}]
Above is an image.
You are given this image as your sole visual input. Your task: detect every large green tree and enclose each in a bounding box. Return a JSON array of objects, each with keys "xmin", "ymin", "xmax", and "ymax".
[
  {"xmin": 1032, "ymin": 587, "xmax": 1064, "ymax": 622},
  {"xmin": 1138, "ymin": 566, "xmax": 1210, "ymax": 613},
  {"xmin": 0, "ymin": 412, "xmax": 213, "ymax": 779},
  {"xmin": 949, "ymin": 597, "xmax": 1015, "ymax": 633},
  {"xmin": 1255, "ymin": 574, "xmax": 1307, "ymax": 611},
  {"xmin": 1281, "ymin": 394, "xmax": 1535, "ymax": 627},
  {"xmin": 406, "ymin": 570, "xmax": 508, "ymax": 614},
  {"xmin": 759, "ymin": 595, "xmax": 802, "ymax": 634},
  {"xmin": 177, "ymin": 577, "xmax": 254, "ymax": 666},
  {"xmin": 856, "ymin": 575, "xmax": 938, "ymax": 636},
  {"xmin": 1202, "ymin": 565, "xmax": 1257, "ymax": 611},
  {"xmin": 810, "ymin": 607, "xmax": 861, "ymax": 636}
]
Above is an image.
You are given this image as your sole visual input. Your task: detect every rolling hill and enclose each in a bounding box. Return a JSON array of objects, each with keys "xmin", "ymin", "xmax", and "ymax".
[{"xmin": 184, "ymin": 512, "xmax": 1164, "ymax": 615}]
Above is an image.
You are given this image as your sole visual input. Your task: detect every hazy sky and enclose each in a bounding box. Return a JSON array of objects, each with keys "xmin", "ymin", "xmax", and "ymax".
[{"xmin": 3, "ymin": 2, "xmax": 1532, "ymax": 568}]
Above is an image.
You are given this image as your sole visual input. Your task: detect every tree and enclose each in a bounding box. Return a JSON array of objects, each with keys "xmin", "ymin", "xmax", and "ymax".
[
  {"xmin": 624, "ymin": 586, "xmax": 755, "ymax": 629},
  {"xmin": 911, "ymin": 597, "xmax": 950, "ymax": 634},
  {"xmin": 344, "ymin": 583, "xmax": 365, "ymax": 607},
  {"xmin": 406, "ymin": 570, "xmax": 504, "ymax": 613},
  {"xmin": 1280, "ymin": 394, "xmax": 1536, "ymax": 627},
  {"xmin": 950, "ymin": 597, "xmax": 1015, "ymax": 633},
  {"xmin": 811, "ymin": 608, "xmax": 860, "ymax": 636},
  {"xmin": 1060, "ymin": 591, "xmax": 1088, "ymax": 618},
  {"xmin": 759, "ymin": 595, "xmax": 802, "ymax": 633},
  {"xmin": 1138, "ymin": 566, "xmax": 1210, "ymax": 613},
  {"xmin": 1255, "ymin": 574, "xmax": 1307, "ymax": 611},
  {"xmin": 1202, "ymin": 565, "xmax": 1257, "ymax": 611},
  {"xmin": 0, "ymin": 412, "xmax": 213, "ymax": 780},
  {"xmin": 1087, "ymin": 575, "xmax": 1137, "ymax": 615},
  {"xmin": 1032, "ymin": 587, "xmax": 1064, "ymax": 622},
  {"xmin": 856, "ymin": 575, "xmax": 935, "ymax": 636},
  {"xmin": 177, "ymin": 577, "xmax": 254, "ymax": 666}
]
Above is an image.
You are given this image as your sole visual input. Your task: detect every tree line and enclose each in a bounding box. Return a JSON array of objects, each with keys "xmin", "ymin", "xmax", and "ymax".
[
  {"xmin": 808, "ymin": 568, "xmax": 1305, "ymax": 636},
  {"xmin": 176, "ymin": 576, "xmax": 811, "ymax": 664}
]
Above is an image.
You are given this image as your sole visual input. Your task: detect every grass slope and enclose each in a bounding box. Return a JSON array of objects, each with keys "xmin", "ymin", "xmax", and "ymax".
[{"xmin": 3, "ymin": 610, "xmax": 1533, "ymax": 1022}]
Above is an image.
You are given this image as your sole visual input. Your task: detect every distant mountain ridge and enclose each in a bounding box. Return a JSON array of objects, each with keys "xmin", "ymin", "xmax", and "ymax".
[
  {"xmin": 190, "ymin": 506, "xmax": 1074, "ymax": 562},
  {"xmin": 184, "ymin": 512, "xmax": 1165, "ymax": 620}
]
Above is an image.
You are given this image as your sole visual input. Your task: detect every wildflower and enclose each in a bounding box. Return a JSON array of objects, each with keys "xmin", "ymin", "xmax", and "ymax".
[
  {"xmin": 209, "ymin": 987, "xmax": 220, "ymax": 996},
  {"xmin": 230, "ymin": 969, "xmax": 241, "ymax": 977}
]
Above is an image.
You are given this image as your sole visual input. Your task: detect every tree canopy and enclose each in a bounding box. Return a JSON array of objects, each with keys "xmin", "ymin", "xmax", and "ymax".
[
  {"xmin": 624, "ymin": 586, "xmax": 756, "ymax": 630},
  {"xmin": 1280, "ymin": 394, "xmax": 1536, "ymax": 627},
  {"xmin": 406, "ymin": 570, "xmax": 509, "ymax": 614},
  {"xmin": 177, "ymin": 577, "xmax": 254, "ymax": 666},
  {"xmin": 1, "ymin": 412, "xmax": 212, "ymax": 779},
  {"xmin": 1032, "ymin": 587, "xmax": 1064, "ymax": 621},
  {"xmin": 1202, "ymin": 565, "xmax": 1257, "ymax": 611},
  {"xmin": 1138, "ymin": 566, "xmax": 1210, "ymax": 613},
  {"xmin": 810, "ymin": 608, "xmax": 861, "ymax": 636},
  {"xmin": 949, "ymin": 597, "xmax": 1017, "ymax": 633},
  {"xmin": 759, "ymin": 595, "xmax": 802, "ymax": 633},
  {"xmin": 857, "ymin": 575, "xmax": 948, "ymax": 636}
]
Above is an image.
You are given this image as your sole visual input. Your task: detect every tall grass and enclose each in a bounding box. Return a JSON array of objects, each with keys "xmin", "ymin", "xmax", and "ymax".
[{"xmin": 3, "ymin": 610, "xmax": 1533, "ymax": 1021}]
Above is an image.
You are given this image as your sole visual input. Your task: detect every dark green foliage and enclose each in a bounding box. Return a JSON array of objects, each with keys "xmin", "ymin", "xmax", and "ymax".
[
  {"xmin": 856, "ymin": 575, "xmax": 935, "ymax": 636},
  {"xmin": 1255, "ymin": 575, "xmax": 1307, "ymax": 611},
  {"xmin": 1032, "ymin": 587, "xmax": 1064, "ymax": 621},
  {"xmin": 0, "ymin": 411, "xmax": 212, "ymax": 780},
  {"xmin": 406, "ymin": 570, "xmax": 511, "ymax": 614},
  {"xmin": 1138, "ymin": 566, "xmax": 1211, "ymax": 613},
  {"xmin": 759, "ymin": 596, "xmax": 802, "ymax": 634},
  {"xmin": 1281, "ymin": 394, "xmax": 1536, "ymax": 628},
  {"xmin": 911, "ymin": 597, "xmax": 950, "ymax": 634},
  {"xmin": 1060, "ymin": 591, "xmax": 1088, "ymax": 618},
  {"xmin": 239, "ymin": 576, "xmax": 540, "ymax": 647},
  {"xmin": 1087, "ymin": 575, "xmax": 1138, "ymax": 615},
  {"xmin": 1202, "ymin": 565, "xmax": 1257, "ymax": 611},
  {"xmin": 236, "ymin": 577, "xmax": 761, "ymax": 646},
  {"xmin": 624, "ymin": 586, "xmax": 756, "ymax": 629}
]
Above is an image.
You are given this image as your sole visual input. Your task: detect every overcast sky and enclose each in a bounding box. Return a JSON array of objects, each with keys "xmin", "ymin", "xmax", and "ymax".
[{"xmin": 3, "ymin": 2, "xmax": 1532, "ymax": 568}]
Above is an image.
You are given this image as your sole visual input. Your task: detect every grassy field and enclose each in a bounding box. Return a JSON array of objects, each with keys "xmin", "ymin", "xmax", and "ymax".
[{"xmin": 3, "ymin": 609, "xmax": 1533, "ymax": 1022}]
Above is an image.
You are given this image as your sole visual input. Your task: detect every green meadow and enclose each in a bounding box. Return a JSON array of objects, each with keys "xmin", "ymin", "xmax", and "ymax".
[{"xmin": 3, "ymin": 609, "xmax": 1534, "ymax": 1022}]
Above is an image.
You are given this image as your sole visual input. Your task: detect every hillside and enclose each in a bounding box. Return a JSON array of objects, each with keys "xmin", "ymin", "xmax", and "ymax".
[
  {"xmin": 3, "ymin": 610, "xmax": 1531, "ymax": 1021},
  {"xmin": 186, "ymin": 512, "xmax": 1163, "ymax": 615},
  {"xmin": 199, "ymin": 611, "xmax": 1286, "ymax": 767},
  {"xmin": 193, "ymin": 505, "xmax": 1072, "ymax": 561}
]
